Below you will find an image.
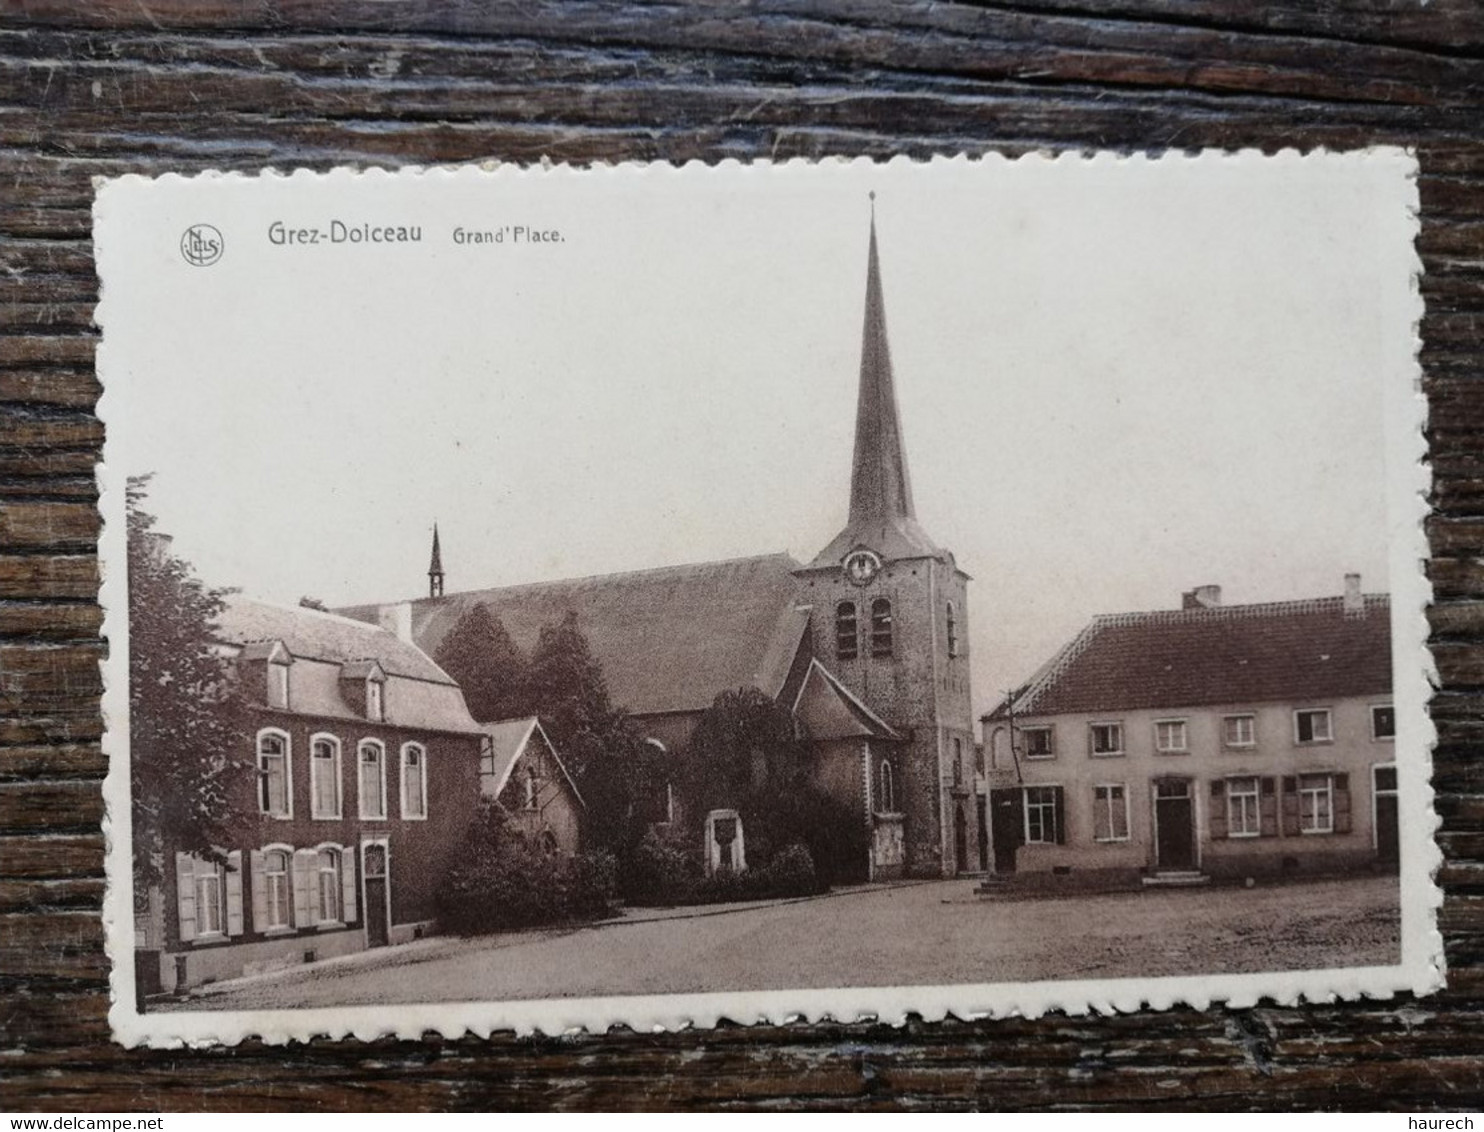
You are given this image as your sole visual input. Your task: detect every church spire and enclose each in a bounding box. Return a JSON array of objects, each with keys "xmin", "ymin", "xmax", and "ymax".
[
  {"xmin": 428, "ymin": 523, "xmax": 444, "ymax": 598},
  {"xmin": 807, "ymin": 198, "xmax": 941, "ymax": 569},
  {"xmin": 849, "ymin": 195, "xmax": 916, "ymax": 526}
]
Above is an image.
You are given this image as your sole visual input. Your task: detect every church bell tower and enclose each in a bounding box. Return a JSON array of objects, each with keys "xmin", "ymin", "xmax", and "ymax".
[{"xmin": 795, "ymin": 201, "xmax": 978, "ymax": 879}]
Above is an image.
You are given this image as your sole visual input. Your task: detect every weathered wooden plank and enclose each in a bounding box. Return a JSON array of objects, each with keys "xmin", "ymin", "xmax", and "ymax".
[
  {"xmin": 0, "ymin": 555, "xmax": 98, "ymax": 600},
  {"xmin": 0, "ymin": 0, "xmax": 1481, "ymax": 1114}
]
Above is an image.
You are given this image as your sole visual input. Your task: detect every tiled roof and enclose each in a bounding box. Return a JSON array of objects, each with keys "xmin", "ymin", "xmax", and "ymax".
[
  {"xmin": 340, "ymin": 553, "xmax": 809, "ymax": 717},
  {"xmin": 217, "ymin": 596, "xmax": 452, "ymax": 683},
  {"xmin": 995, "ymin": 594, "xmax": 1392, "ymax": 718},
  {"xmin": 216, "ymin": 596, "xmax": 482, "ymax": 735}
]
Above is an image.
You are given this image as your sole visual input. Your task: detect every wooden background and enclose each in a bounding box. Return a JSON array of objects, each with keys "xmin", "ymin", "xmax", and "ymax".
[{"xmin": 4, "ymin": 0, "xmax": 1484, "ymax": 1110}]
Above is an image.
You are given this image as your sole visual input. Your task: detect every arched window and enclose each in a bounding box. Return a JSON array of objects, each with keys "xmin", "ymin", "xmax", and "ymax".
[
  {"xmin": 524, "ymin": 766, "xmax": 538, "ymax": 810},
  {"xmin": 401, "ymin": 742, "xmax": 427, "ymax": 819},
  {"xmin": 835, "ymin": 601, "xmax": 858, "ymax": 661},
  {"xmin": 878, "ymin": 759, "xmax": 896, "ymax": 813},
  {"xmin": 946, "ymin": 601, "xmax": 959, "ymax": 657},
  {"xmin": 310, "ymin": 735, "xmax": 341, "ymax": 819},
  {"xmin": 316, "ymin": 847, "xmax": 341, "ymax": 923},
  {"xmin": 257, "ymin": 729, "xmax": 291, "ymax": 818},
  {"xmin": 358, "ymin": 740, "xmax": 386, "ymax": 819},
  {"xmin": 263, "ymin": 848, "xmax": 292, "ymax": 930},
  {"xmin": 870, "ymin": 598, "xmax": 893, "ymax": 658}
]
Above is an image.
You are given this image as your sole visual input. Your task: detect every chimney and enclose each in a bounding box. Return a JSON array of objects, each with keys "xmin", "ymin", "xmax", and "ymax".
[
  {"xmin": 1343, "ymin": 573, "xmax": 1364, "ymax": 617},
  {"xmin": 1181, "ymin": 584, "xmax": 1222, "ymax": 610},
  {"xmin": 377, "ymin": 602, "xmax": 414, "ymax": 644}
]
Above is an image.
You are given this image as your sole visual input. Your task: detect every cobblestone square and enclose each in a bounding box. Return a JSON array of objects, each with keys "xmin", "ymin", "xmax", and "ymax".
[{"xmin": 172, "ymin": 874, "xmax": 1401, "ymax": 1011}]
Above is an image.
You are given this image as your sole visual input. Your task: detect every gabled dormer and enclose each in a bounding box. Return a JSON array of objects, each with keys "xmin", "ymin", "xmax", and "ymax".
[
  {"xmin": 240, "ymin": 639, "xmax": 293, "ymax": 710},
  {"xmin": 339, "ymin": 659, "xmax": 387, "ymax": 721}
]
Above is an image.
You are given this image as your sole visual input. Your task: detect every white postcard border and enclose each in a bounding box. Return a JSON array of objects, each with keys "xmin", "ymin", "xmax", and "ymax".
[{"xmin": 94, "ymin": 151, "xmax": 1442, "ymax": 1047}]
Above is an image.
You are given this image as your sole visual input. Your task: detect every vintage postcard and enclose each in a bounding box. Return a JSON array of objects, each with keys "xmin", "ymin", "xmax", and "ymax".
[{"xmin": 95, "ymin": 152, "xmax": 1440, "ymax": 1045}]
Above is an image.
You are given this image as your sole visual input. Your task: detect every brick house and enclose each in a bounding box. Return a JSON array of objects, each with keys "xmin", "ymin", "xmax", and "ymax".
[
  {"xmin": 981, "ymin": 577, "xmax": 1396, "ymax": 884},
  {"xmin": 135, "ymin": 596, "xmax": 487, "ymax": 995}
]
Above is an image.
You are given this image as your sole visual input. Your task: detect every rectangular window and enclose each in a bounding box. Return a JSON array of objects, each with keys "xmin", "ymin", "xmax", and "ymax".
[
  {"xmin": 195, "ymin": 864, "xmax": 224, "ymax": 936},
  {"xmin": 359, "ymin": 743, "xmax": 386, "ymax": 819},
  {"xmin": 264, "ymin": 849, "xmax": 292, "ymax": 930},
  {"xmin": 952, "ymin": 737, "xmax": 963, "ymax": 785},
  {"xmin": 1092, "ymin": 784, "xmax": 1129, "ymax": 843},
  {"xmin": 310, "ymin": 737, "xmax": 340, "ymax": 819},
  {"xmin": 317, "ymin": 849, "xmax": 341, "ymax": 923},
  {"xmin": 402, "ymin": 744, "xmax": 427, "ymax": 819},
  {"xmin": 269, "ymin": 662, "xmax": 289, "ymax": 709},
  {"xmin": 1372, "ymin": 705, "xmax": 1396, "ymax": 741},
  {"xmin": 1154, "ymin": 719, "xmax": 1188, "ymax": 754},
  {"xmin": 1021, "ymin": 726, "xmax": 1053, "ymax": 760},
  {"xmin": 1089, "ymin": 723, "xmax": 1123, "ymax": 757},
  {"xmin": 1227, "ymin": 776, "xmax": 1261, "ymax": 837},
  {"xmin": 1299, "ymin": 773, "xmax": 1334, "ymax": 833},
  {"xmin": 1024, "ymin": 786, "xmax": 1061, "ymax": 845},
  {"xmin": 1223, "ymin": 714, "xmax": 1256, "ymax": 748},
  {"xmin": 1295, "ymin": 709, "xmax": 1333, "ymax": 744},
  {"xmin": 257, "ymin": 732, "xmax": 291, "ymax": 818},
  {"xmin": 367, "ymin": 680, "xmax": 384, "ymax": 722}
]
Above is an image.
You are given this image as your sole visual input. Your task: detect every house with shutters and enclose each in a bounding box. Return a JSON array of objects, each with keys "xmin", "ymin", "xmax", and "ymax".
[
  {"xmin": 979, "ymin": 576, "xmax": 1397, "ymax": 885},
  {"xmin": 134, "ymin": 595, "xmax": 488, "ymax": 996}
]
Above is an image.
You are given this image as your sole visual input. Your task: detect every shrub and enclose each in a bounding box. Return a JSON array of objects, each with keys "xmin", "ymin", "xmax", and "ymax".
[
  {"xmin": 689, "ymin": 843, "xmax": 820, "ymax": 905},
  {"xmin": 567, "ymin": 848, "xmax": 620, "ymax": 920},
  {"xmin": 626, "ymin": 826, "xmax": 703, "ymax": 904},
  {"xmin": 437, "ymin": 801, "xmax": 618, "ymax": 934}
]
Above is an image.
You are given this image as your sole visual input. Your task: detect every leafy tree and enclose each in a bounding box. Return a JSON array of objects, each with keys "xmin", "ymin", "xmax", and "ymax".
[
  {"xmin": 523, "ymin": 610, "xmax": 620, "ymax": 759},
  {"xmin": 127, "ymin": 475, "xmax": 248, "ymax": 892},
  {"xmin": 682, "ymin": 687, "xmax": 868, "ymax": 884},
  {"xmin": 434, "ymin": 603, "xmax": 527, "ymax": 723}
]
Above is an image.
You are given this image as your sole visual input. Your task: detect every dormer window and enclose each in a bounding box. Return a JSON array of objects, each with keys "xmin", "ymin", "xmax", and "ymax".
[
  {"xmin": 268, "ymin": 660, "xmax": 290, "ymax": 709},
  {"xmin": 367, "ymin": 678, "xmax": 384, "ymax": 722},
  {"xmin": 341, "ymin": 660, "xmax": 387, "ymax": 721}
]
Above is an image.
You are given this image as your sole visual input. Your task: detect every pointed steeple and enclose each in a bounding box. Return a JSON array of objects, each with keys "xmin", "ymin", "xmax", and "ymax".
[
  {"xmin": 850, "ymin": 196, "xmax": 916, "ymax": 526},
  {"xmin": 809, "ymin": 199, "xmax": 941, "ymax": 568},
  {"xmin": 428, "ymin": 523, "xmax": 445, "ymax": 598}
]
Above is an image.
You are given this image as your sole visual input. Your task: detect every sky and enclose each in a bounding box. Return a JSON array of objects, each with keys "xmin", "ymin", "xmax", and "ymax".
[{"xmin": 98, "ymin": 153, "xmax": 1419, "ymax": 722}]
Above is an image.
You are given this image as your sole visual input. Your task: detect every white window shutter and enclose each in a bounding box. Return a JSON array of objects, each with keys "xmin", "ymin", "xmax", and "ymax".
[
  {"xmin": 292, "ymin": 849, "xmax": 315, "ymax": 927},
  {"xmin": 249, "ymin": 849, "xmax": 268, "ymax": 933},
  {"xmin": 175, "ymin": 852, "xmax": 197, "ymax": 943},
  {"xmin": 225, "ymin": 850, "xmax": 244, "ymax": 937},
  {"xmin": 340, "ymin": 846, "xmax": 358, "ymax": 924}
]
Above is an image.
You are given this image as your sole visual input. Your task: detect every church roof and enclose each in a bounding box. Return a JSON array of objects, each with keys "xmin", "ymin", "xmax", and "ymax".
[
  {"xmin": 339, "ymin": 552, "xmax": 810, "ymax": 718},
  {"xmin": 808, "ymin": 207, "xmax": 942, "ymax": 569},
  {"xmin": 989, "ymin": 592, "xmax": 1392, "ymax": 719}
]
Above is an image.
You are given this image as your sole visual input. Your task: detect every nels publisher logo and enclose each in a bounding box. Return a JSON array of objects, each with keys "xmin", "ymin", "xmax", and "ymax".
[{"xmin": 180, "ymin": 223, "xmax": 224, "ymax": 267}]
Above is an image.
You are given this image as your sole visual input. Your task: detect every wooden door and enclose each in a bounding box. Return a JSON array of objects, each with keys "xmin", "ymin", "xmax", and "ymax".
[
  {"xmin": 1154, "ymin": 779, "xmax": 1195, "ymax": 870},
  {"xmin": 990, "ymin": 789, "xmax": 1022, "ymax": 874},
  {"xmin": 363, "ymin": 843, "xmax": 389, "ymax": 948},
  {"xmin": 1374, "ymin": 765, "xmax": 1399, "ymax": 867}
]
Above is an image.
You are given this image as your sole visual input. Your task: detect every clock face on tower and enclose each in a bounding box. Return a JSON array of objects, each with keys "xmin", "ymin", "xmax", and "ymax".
[{"xmin": 843, "ymin": 548, "xmax": 883, "ymax": 587}]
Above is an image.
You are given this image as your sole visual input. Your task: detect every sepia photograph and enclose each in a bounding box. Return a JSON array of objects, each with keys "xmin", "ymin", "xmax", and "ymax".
[{"xmin": 94, "ymin": 153, "xmax": 1436, "ymax": 1042}]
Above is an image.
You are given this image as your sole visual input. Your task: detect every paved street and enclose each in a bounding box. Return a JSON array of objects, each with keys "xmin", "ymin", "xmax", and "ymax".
[{"xmin": 172, "ymin": 874, "xmax": 1400, "ymax": 1011}]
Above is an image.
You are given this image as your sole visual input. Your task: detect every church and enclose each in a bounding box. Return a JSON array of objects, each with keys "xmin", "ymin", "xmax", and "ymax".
[{"xmin": 342, "ymin": 212, "xmax": 981, "ymax": 880}]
